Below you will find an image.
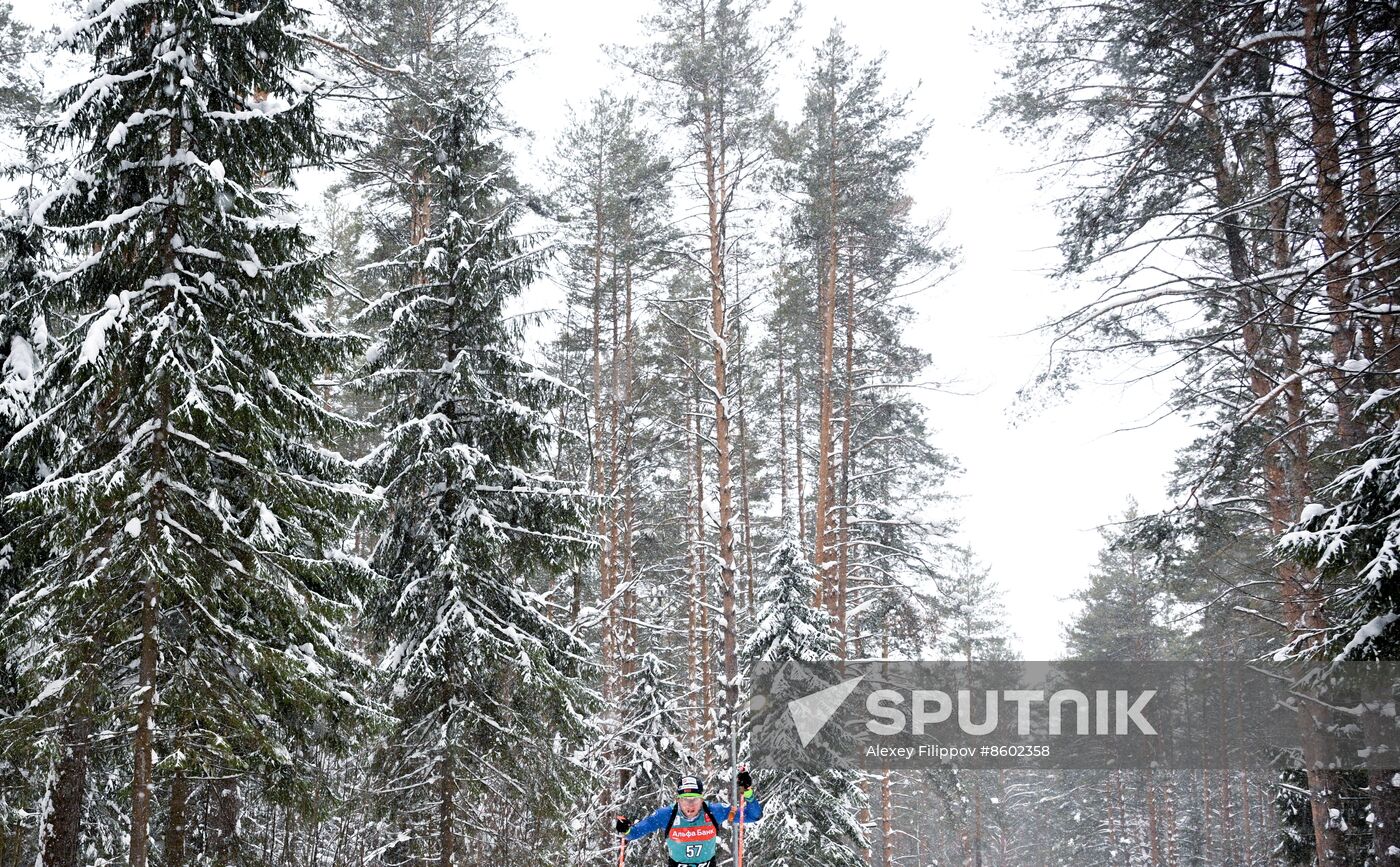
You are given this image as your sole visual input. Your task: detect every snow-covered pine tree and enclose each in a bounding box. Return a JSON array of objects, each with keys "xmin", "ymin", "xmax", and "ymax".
[
  {"xmin": 990, "ymin": 0, "xmax": 1400, "ymax": 859},
  {"xmin": 4, "ymin": 2, "xmax": 375, "ymax": 865},
  {"xmin": 548, "ymin": 88, "xmax": 671, "ymax": 673},
  {"xmin": 623, "ymin": 0, "xmax": 795, "ymax": 770},
  {"xmin": 742, "ymin": 533, "xmax": 866, "ymax": 867},
  {"xmin": 352, "ymin": 90, "xmax": 592, "ymax": 866},
  {"xmin": 541, "ymin": 86, "xmax": 679, "ymax": 867}
]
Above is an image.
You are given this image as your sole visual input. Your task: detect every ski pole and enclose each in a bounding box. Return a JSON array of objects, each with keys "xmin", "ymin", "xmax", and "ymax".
[
  {"xmin": 735, "ymin": 765, "xmax": 746, "ymax": 867},
  {"xmin": 616, "ymin": 824, "xmax": 627, "ymax": 867}
]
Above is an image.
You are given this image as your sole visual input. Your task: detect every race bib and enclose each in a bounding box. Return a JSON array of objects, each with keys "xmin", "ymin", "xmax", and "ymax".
[
  {"xmin": 668, "ymin": 823, "xmax": 718, "ymax": 845},
  {"xmin": 667, "ymin": 813, "xmax": 718, "ymax": 863}
]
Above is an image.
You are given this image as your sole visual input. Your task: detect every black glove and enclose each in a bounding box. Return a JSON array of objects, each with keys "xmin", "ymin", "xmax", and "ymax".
[
  {"xmin": 737, "ymin": 770, "xmax": 753, "ymax": 791},
  {"xmin": 615, "ymin": 815, "xmax": 632, "ymax": 834}
]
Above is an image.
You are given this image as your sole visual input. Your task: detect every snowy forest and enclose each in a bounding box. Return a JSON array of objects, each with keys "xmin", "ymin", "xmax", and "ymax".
[{"xmin": 0, "ymin": 0, "xmax": 1397, "ymax": 865}]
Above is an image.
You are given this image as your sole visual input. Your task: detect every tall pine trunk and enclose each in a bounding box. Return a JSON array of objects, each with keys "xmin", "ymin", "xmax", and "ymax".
[
  {"xmin": 777, "ymin": 318, "xmax": 791, "ymax": 525},
  {"xmin": 1340, "ymin": 4, "xmax": 1400, "ymax": 853},
  {"xmin": 733, "ymin": 263, "xmax": 756, "ymax": 612},
  {"xmin": 812, "ymin": 72, "xmax": 840, "ymax": 612},
  {"xmin": 699, "ymin": 24, "xmax": 740, "ymax": 750},
  {"xmin": 1298, "ymin": 5, "xmax": 1356, "ymax": 862},
  {"xmin": 837, "ymin": 265, "xmax": 856, "ymax": 656},
  {"xmin": 591, "ymin": 177, "xmax": 612, "ymax": 696},
  {"xmin": 621, "ymin": 220, "xmax": 639, "ymax": 677},
  {"xmin": 795, "ymin": 357, "xmax": 807, "ymax": 544}
]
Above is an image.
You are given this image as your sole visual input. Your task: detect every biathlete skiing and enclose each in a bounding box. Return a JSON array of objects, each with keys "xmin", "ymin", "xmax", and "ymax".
[{"xmin": 614, "ymin": 771, "xmax": 762, "ymax": 866}]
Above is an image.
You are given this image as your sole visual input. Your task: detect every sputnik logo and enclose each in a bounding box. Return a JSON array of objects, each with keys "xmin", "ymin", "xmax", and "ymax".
[{"xmin": 787, "ymin": 675, "xmax": 864, "ymax": 747}]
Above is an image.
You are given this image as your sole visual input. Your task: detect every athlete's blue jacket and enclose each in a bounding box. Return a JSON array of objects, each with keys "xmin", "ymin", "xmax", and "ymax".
[{"xmin": 625, "ymin": 796, "xmax": 763, "ymax": 864}]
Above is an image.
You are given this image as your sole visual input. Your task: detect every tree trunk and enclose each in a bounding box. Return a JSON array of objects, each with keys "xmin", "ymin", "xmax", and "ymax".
[
  {"xmin": 607, "ymin": 247, "xmax": 624, "ymax": 683},
  {"xmin": 812, "ymin": 72, "xmax": 840, "ymax": 612},
  {"xmin": 1145, "ymin": 768, "xmax": 1161, "ymax": 866},
  {"xmin": 733, "ymin": 258, "xmax": 756, "ymax": 612},
  {"xmin": 590, "ymin": 180, "xmax": 611, "ymax": 697},
  {"xmin": 695, "ymin": 385, "xmax": 713, "ymax": 751},
  {"xmin": 622, "ymin": 222, "xmax": 639, "ymax": 678},
  {"xmin": 1199, "ymin": 769, "xmax": 1210, "ymax": 864},
  {"xmin": 971, "ymin": 775, "xmax": 983, "ymax": 867},
  {"xmin": 1211, "ymin": 45, "xmax": 1350, "ymax": 863},
  {"xmin": 211, "ymin": 777, "xmax": 240, "ymax": 867},
  {"xmin": 165, "ymin": 767, "xmax": 188, "ymax": 867},
  {"xmin": 129, "ymin": 567, "xmax": 159, "ymax": 867},
  {"xmin": 777, "ymin": 318, "xmax": 791, "ymax": 526},
  {"xmin": 795, "ymin": 357, "xmax": 807, "ymax": 544},
  {"xmin": 1162, "ymin": 772, "xmax": 1178, "ymax": 864},
  {"xmin": 837, "ymin": 265, "xmax": 856, "ymax": 657},
  {"xmin": 698, "ymin": 12, "xmax": 740, "ymax": 754},
  {"xmin": 1221, "ymin": 765, "xmax": 1236, "ymax": 867},
  {"xmin": 686, "ymin": 381, "xmax": 701, "ymax": 749},
  {"xmin": 880, "ymin": 768, "xmax": 894, "ymax": 867},
  {"xmin": 1341, "ymin": 8, "xmax": 1400, "ymax": 852},
  {"xmin": 39, "ymin": 707, "xmax": 92, "ymax": 867},
  {"xmin": 439, "ymin": 680, "xmax": 456, "ymax": 867},
  {"xmin": 1301, "ymin": 0, "xmax": 1358, "ymax": 447},
  {"xmin": 1298, "ymin": 8, "xmax": 1357, "ymax": 864}
]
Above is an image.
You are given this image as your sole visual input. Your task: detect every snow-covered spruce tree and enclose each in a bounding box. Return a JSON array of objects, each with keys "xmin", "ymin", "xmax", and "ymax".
[
  {"xmin": 592, "ymin": 651, "xmax": 694, "ymax": 867},
  {"xmin": 1063, "ymin": 503, "xmax": 1177, "ymax": 662},
  {"xmin": 352, "ymin": 91, "xmax": 592, "ymax": 867},
  {"xmin": 1281, "ymin": 405, "xmax": 1400, "ymax": 861},
  {"xmin": 742, "ymin": 533, "xmax": 866, "ymax": 867},
  {"xmin": 4, "ymin": 3, "xmax": 375, "ymax": 866},
  {"xmin": 0, "ymin": 12, "xmax": 50, "ymax": 863},
  {"xmin": 0, "ymin": 212, "xmax": 42, "ymax": 638},
  {"xmin": 1050, "ymin": 514, "xmax": 1200, "ymax": 866},
  {"xmin": 0, "ymin": 210, "xmax": 47, "ymax": 867},
  {"xmin": 1280, "ymin": 414, "xmax": 1400, "ymax": 657},
  {"xmin": 935, "ymin": 546, "xmax": 1014, "ymax": 664},
  {"xmin": 612, "ymin": 652, "xmax": 694, "ymax": 812},
  {"xmin": 748, "ymin": 535, "xmax": 839, "ymax": 663}
]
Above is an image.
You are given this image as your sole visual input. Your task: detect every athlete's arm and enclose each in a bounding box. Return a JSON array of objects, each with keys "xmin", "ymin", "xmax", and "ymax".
[
  {"xmin": 625, "ymin": 804, "xmax": 672, "ymax": 841},
  {"xmin": 716, "ymin": 793, "xmax": 761, "ymax": 823},
  {"xmin": 705, "ymin": 801, "xmax": 728, "ymax": 826},
  {"xmin": 708, "ymin": 796, "xmax": 762, "ymax": 826},
  {"xmin": 739, "ymin": 792, "xmax": 762, "ymax": 823}
]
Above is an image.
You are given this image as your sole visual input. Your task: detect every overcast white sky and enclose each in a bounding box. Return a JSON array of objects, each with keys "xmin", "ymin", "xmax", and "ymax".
[
  {"xmin": 18, "ymin": 0, "xmax": 1199, "ymax": 658},
  {"xmin": 499, "ymin": 0, "xmax": 1197, "ymax": 658}
]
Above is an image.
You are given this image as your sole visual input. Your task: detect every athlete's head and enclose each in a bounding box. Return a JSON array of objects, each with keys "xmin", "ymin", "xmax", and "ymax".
[{"xmin": 676, "ymin": 774, "xmax": 704, "ymax": 818}]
